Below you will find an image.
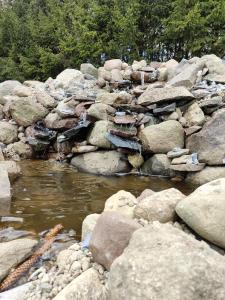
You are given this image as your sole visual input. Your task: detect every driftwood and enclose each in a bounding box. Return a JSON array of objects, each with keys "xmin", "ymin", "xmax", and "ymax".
[{"xmin": 0, "ymin": 224, "xmax": 63, "ymax": 292}]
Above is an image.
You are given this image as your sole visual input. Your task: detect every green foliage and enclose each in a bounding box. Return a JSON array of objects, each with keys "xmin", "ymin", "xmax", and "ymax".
[{"xmin": 0, "ymin": 0, "xmax": 225, "ymax": 82}]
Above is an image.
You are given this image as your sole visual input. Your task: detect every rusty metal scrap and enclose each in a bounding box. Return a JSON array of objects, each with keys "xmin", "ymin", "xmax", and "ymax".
[{"xmin": 0, "ymin": 224, "xmax": 63, "ymax": 292}]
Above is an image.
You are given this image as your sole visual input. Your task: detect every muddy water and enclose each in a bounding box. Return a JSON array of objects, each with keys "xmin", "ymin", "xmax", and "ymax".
[{"xmin": 4, "ymin": 160, "xmax": 195, "ymax": 238}]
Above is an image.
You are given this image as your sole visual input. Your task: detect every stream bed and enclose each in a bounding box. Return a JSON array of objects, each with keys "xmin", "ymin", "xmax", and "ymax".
[{"xmin": 2, "ymin": 160, "xmax": 195, "ymax": 238}]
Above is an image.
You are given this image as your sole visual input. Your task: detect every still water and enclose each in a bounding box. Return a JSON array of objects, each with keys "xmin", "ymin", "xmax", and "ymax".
[{"xmin": 5, "ymin": 160, "xmax": 195, "ymax": 238}]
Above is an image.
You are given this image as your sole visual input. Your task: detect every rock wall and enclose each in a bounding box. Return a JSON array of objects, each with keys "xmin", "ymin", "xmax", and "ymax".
[{"xmin": 0, "ymin": 54, "xmax": 225, "ymax": 183}]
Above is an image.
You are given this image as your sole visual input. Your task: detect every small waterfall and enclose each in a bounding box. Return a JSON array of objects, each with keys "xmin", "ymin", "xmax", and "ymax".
[{"xmin": 141, "ymin": 71, "xmax": 145, "ymax": 87}]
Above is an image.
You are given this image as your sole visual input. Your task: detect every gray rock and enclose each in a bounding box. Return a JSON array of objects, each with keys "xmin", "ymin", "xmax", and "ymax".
[
  {"xmin": 0, "ymin": 238, "xmax": 37, "ymax": 281},
  {"xmin": 54, "ymin": 69, "xmax": 84, "ymax": 90},
  {"xmin": 87, "ymin": 103, "xmax": 115, "ymax": 120},
  {"xmin": 87, "ymin": 120, "xmax": 113, "ymax": 149},
  {"xmin": 71, "ymin": 151, "xmax": 130, "ymax": 175},
  {"xmin": 141, "ymin": 154, "xmax": 174, "ymax": 177},
  {"xmin": 80, "ymin": 63, "xmax": 98, "ymax": 78},
  {"xmin": 184, "ymin": 103, "xmax": 205, "ymax": 126},
  {"xmin": 10, "ymin": 97, "xmax": 48, "ymax": 126},
  {"xmin": 170, "ymin": 163, "xmax": 205, "ymax": 172},
  {"xmin": 44, "ymin": 113, "xmax": 78, "ymax": 130},
  {"xmin": 12, "ymin": 85, "xmax": 32, "ymax": 97},
  {"xmin": 0, "ymin": 104, "xmax": 4, "ymax": 120},
  {"xmin": 137, "ymin": 86, "xmax": 194, "ymax": 106},
  {"xmin": 186, "ymin": 166, "xmax": 225, "ymax": 186},
  {"xmin": 97, "ymin": 91, "xmax": 132, "ymax": 106},
  {"xmin": 35, "ymin": 90, "xmax": 56, "ymax": 109},
  {"xmin": 0, "ymin": 161, "xmax": 21, "ymax": 182},
  {"xmin": 109, "ymin": 222, "xmax": 225, "ymax": 300},
  {"xmin": 53, "ymin": 268, "xmax": 106, "ymax": 300},
  {"xmin": 171, "ymin": 155, "xmax": 192, "ymax": 164},
  {"xmin": 187, "ymin": 108, "xmax": 225, "ymax": 165},
  {"xmin": 201, "ymin": 54, "xmax": 225, "ymax": 75},
  {"xmin": 8, "ymin": 141, "xmax": 33, "ymax": 159},
  {"xmin": 204, "ymin": 74, "xmax": 225, "ymax": 84},
  {"xmin": 104, "ymin": 59, "xmax": 123, "ymax": 71},
  {"xmin": 81, "ymin": 214, "xmax": 100, "ymax": 242},
  {"xmin": 167, "ymin": 148, "xmax": 190, "ymax": 158},
  {"xmin": 104, "ymin": 190, "xmax": 137, "ymax": 219},
  {"xmin": 90, "ymin": 212, "xmax": 141, "ymax": 270},
  {"xmin": 168, "ymin": 61, "xmax": 204, "ymax": 88},
  {"xmin": 139, "ymin": 120, "xmax": 184, "ymax": 153},
  {"xmin": 0, "ymin": 282, "xmax": 35, "ymax": 300},
  {"xmin": 0, "ymin": 121, "xmax": 18, "ymax": 145},
  {"xmin": 184, "ymin": 126, "xmax": 202, "ymax": 136},
  {"xmin": 134, "ymin": 188, "xmax": 185, "ymax": 223},
  {"xmin": 176, "ymin": 178, "xmax": 225, "ymax": 249},
  {"xmin": 0, "ymin": 81, "xmax": 22, "ymax": 105},
  {"xmin": 0, "ymin": 168, "xmax": 11, "ymax": 213},
  {"xmin": 136, "ymin": 189, "xmax": 155, "ymax": 202}
]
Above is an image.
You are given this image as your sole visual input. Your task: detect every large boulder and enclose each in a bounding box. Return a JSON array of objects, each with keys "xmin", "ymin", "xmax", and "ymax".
[
  {"xmin": 168, "ymin": 60, "xmax": 204, "ymax": 88},
  {"xmin": 0, "ymin": 122, "xmax": 18, "ymax": 145},
  {"xmin": 53, "ymin": 268, "xmax": 106, "ymax": 300},
  {"xmin": 139, "ymin": 120, "xmax": 184, "ymax": 153},
  {"xmin": 87, "ymin": 120, "xmax": 113, "ymax": 149},
  {"xmin": 89, "ymin": 212, "xmax": 141, "ymax": 270},
  {"xmin": 0, "ymin": 238, "xmax": 37, "ymax": 281},
  {"xmin": 71, "ymin": 151, "xmax": 130, "ymax": 175},
  {"xmin": 176, "ymin": 178, "xmax": 225, "ymax": 249},
  {"xmin": 108, "ymin": 222, "xmax": 225, "ymax": 300},
  {"xmin": 137, "ymin": 86, "xmax": 194, "ymax": 106},
  {"xmin": 104, "ymin": 190, "xmax": 137, "ymax": 219},
  {"xmin": 134, "ymin": 188, "xmax": 185, "ymax": 223},
  {"xmin": 0, "ymin": 81, "xmax": 21, "ymax": 105},
  {"xmin": 141, "ymin": 154, "xmax": 174, "ymax": 177},
  {"xmin": 187, "ymin": 108, "xmax": 225, "ymax": 165},
  {"xmin": 10, "ymin": 97, "xmax": 48, "ymax": 126},
  {"xmin": 186, "ymin": 166, "xmax": 225, "ymax": 185},
  {"xmin": 54, "ymin": 69, "xmax": 84, "ymax": 89}
]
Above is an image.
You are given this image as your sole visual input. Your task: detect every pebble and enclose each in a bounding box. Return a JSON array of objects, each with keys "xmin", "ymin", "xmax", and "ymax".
[{"xmin": 25, "ymin": 240, "xmax": 108, "ymax": 300}]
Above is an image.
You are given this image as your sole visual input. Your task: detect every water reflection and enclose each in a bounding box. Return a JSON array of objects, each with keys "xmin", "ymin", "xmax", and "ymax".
[{"xmin": 3, "ymin": 160, "xmax": 195, "ymax": 237}]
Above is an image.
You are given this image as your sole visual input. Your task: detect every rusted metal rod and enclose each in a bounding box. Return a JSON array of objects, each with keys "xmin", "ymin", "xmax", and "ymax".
[{"xmin": 0, "ymin": 224, "xmax": 63, "ymax": 292}]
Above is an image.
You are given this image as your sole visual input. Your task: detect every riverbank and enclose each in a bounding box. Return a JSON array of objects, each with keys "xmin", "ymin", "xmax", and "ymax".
[
  {"xmin": 0, "ymin": 54, "xmax": 225, "ymax": 185},
  {"xmin": 1, "ymin": 178, "xmax": 225, "ymax": 299}
]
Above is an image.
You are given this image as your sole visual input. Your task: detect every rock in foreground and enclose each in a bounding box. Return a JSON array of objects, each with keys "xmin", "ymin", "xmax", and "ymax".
[
  {"xmin": 109, "ymin": 222, "xmax": 225, "ymax": 300},
  {"xmin": 176, "ymin": 178, "xmax": 225, "ymax": 249},
  {"xmin": 90, "ymin": 212, "xmax": 141, "ymax": 270}
]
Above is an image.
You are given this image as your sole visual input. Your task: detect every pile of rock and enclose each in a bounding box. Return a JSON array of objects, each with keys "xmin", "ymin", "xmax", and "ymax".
[
  {"xmin": 0, "ymin": 54, "xmax": 225, "ymax": 184},
  {"xmin": 2, "ymin": 178, "xmax": 225, "ymax": 299}
]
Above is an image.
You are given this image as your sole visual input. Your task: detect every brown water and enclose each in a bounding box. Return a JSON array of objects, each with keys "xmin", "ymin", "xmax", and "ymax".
[{"xmin": 4, "ymin": 160, "xmax": 195, "ymax": 238}]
